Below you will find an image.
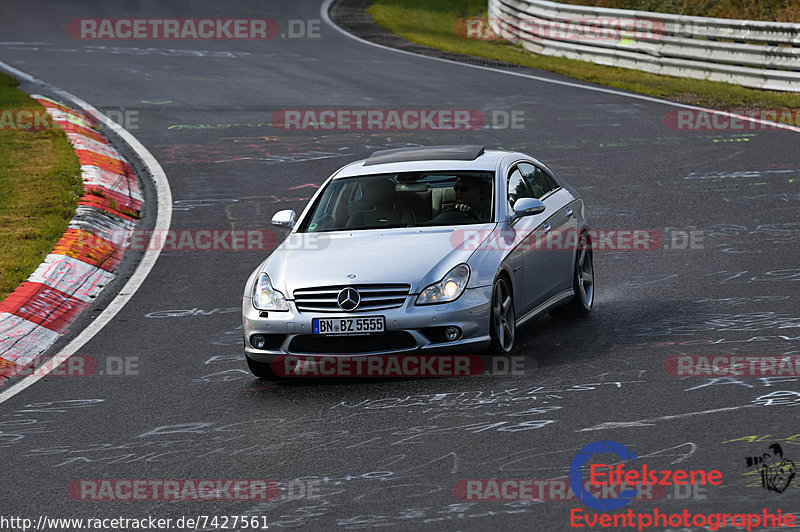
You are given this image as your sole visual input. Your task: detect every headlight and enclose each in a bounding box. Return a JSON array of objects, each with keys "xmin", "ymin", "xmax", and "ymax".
[
  {"xmin": 252, "ymin": 273, "xmax": 289, "ymax": 311},
  {"xmin": 415, "ymin": 264, "xmax": 470, "ymax": 305}
]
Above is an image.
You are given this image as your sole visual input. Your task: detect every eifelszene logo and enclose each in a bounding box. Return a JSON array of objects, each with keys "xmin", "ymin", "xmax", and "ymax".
[
  {"xmin": 570, "ymin": 441, "xmax": 638, "ymax": 511},
  {"xmin": 570, "ymin": 440, "xmax": 723, "ymax": 511}
]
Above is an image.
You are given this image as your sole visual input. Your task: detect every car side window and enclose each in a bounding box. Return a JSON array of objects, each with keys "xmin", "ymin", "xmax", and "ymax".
[
  {"xmin": 507, "ymin": 166, "xmax": 534, "ymax": 209},
  {"xmin": 518, "ymin": 162, "xmax": 558, "ymax": 199}
]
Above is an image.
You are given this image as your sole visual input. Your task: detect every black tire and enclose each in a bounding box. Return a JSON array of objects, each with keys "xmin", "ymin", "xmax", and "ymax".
[
  {"xmin": 489, "ymin": 276, "xmax": 516, "ymax": 354},
  {"xmin": 246, "ymin": 356, "xmax": 282, "ymax": 381},
  {"xmin": 551, "ymin": 232, "xmax": 594, "ymax": 319}
]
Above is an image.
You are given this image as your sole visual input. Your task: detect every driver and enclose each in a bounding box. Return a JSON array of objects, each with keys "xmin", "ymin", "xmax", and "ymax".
[{"xmin": 454, "ymin": 175, "xmax": 491, "ymax": 221}]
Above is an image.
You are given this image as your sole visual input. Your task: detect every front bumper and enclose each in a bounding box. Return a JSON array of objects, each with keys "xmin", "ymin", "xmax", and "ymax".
[{"xmin": 242, "ymin": 285, "xmax": 492, "ymax": 362}]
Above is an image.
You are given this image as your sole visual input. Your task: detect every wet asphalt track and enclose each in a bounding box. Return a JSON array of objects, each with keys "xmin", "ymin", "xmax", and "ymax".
[{"xmin": 1, "ymin": 0, "xmax": 800, "ymax": 530}]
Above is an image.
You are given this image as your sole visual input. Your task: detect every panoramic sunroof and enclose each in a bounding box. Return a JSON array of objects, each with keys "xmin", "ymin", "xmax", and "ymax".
[{"xmin": 364, "ymin": 145, "xmax": 485, "ymax": 166}]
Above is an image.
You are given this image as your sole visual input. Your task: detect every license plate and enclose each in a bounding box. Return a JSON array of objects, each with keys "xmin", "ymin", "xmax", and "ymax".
[{"xmin": 312, "ymin": 316, "xmax": 385, "ymax": 335}]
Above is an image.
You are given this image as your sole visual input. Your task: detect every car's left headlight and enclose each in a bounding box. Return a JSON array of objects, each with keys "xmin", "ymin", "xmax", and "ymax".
[
  {"xmin": 415, "ymin": 264, "xmax": 470, "ymax": 305},
  {"xmin": 253, "ymin": 273, "xmax": 289, "ymax": 311}
]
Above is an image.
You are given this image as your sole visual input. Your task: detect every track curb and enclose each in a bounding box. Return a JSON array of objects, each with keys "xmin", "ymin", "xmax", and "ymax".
[{"xmin": 0, "ymin": 96, "xmax": 143, "ymax": 381}]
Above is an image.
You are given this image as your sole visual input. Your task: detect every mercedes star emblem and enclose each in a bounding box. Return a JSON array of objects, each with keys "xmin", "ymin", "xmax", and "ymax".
[{"xmin": 337, "ymin": 287, "xmax": 361, "ymax": 311}]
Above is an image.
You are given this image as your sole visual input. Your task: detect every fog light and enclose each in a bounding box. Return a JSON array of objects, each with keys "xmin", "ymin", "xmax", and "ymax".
[
  {"xmin": 251, "ymin": 335, "xmax": 266, "ymax": 349},
  {"xmin": 444, "ymin": 327, "xmax": 461, "ymax": 341}
]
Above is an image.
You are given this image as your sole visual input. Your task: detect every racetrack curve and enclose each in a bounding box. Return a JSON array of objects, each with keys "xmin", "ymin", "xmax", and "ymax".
[{"xmin": 1, "ymin": 0, "xmax": 799, "ymax": 529}]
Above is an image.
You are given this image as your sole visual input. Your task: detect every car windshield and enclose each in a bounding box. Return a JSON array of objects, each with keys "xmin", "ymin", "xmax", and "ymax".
[{"xmin": 297, "ymin": 171, "xmax": 495, "ymax": 233}]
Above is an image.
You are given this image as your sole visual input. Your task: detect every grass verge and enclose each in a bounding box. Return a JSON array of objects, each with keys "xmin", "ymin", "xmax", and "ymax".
[
  {"xmin": 0, "ymin": 72, "xmax": 83, "ymax": 301},
  {"xmin": 368, "ymin": 0, "xmax": 800, "ymax": 112},
  {"xmin": 557, "ymin": 0, "xmax": 800, "ymax": 23}
]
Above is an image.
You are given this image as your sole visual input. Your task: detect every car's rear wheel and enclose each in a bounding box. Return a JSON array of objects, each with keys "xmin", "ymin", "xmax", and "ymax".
[
  {"xmin": 489, "ymin": 276, "xmax": 515, "ymax": 354},
  {"xmin": 246, "ymin": 356, "xmax": 282, "ymax": 380},
  {"xmin": 552, "ymin": 232, "xmax": 594, "ymax": 318}
]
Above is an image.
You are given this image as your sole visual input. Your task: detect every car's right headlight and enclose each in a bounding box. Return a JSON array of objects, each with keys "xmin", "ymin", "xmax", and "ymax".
[
  {"xmin": 252, "ymin": 273, "xmax": 289, "ymax": 311},
  {"xmin": 415, "ymin": 264, "xmax": 470, "ymax": 305}
]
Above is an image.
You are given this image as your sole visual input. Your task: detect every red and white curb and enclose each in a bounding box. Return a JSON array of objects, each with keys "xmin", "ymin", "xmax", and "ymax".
[{"xmin": 0, "ymin": 96, "xmax": 143, "ymax": 381}]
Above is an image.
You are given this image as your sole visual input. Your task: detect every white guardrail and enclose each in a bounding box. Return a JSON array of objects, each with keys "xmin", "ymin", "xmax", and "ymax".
[{"xmin": 486, "ymin": 0, "xmax": 800, "ymax": 91}]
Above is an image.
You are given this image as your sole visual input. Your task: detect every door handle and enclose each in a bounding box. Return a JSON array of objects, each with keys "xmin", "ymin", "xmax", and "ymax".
[
  {"xmin": 565, "ymin": 208, "xmax": 574, "ymax": 217},
  {"xmin": 542, "ymin": 224, "xmax": 551, "ymax": 233}
]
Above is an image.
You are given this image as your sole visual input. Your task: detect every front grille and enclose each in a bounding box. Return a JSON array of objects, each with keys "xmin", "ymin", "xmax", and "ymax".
[
  {"xmin": 293, "ymin": 284, "xmax": 411, "ymax": 313},
  {"xmin": 289, "ymin": 331, "xmax": 417, "ymax": 354}
]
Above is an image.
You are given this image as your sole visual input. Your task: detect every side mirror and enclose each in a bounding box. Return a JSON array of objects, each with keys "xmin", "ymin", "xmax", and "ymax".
[
  {"xmin": 271, "ymin": 209, "xmax": 296, "ymax": 228},
  {"xmin": 511, "ymin": 198, "xmax": 545, "ymax": 223}
]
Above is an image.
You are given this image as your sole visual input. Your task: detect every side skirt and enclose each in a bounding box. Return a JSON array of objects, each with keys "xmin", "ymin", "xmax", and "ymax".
[{"xmin": 516, "ymin": 289, "xmax": 574, "ymax": 328}]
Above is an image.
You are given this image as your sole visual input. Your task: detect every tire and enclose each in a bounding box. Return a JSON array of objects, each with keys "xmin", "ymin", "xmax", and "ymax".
[
  {"xmin": 246, "ymin": 356, "xmax": 282, "ymax": 381},
  {"xmin": 551, "ymin": 232, "xmax": 594, "ymax": 318},
  {"xmin": 489, "ymin": 276, "xmax": 516, "ymax": 354}
]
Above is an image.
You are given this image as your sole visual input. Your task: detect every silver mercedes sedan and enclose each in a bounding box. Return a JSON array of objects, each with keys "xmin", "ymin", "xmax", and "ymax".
[{"xmin": 242, "ymin": 145, "xmax": 593, "ymax": 379}]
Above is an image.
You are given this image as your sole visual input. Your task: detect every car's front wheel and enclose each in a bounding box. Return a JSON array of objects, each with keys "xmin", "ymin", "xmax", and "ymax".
[
  {"xmin": 246, "ymin": 356, "xmax": 282, "ymax": 381},
  {"xmin": 489, "ymin": 276, "xmax": 515, "ymax": 354}
]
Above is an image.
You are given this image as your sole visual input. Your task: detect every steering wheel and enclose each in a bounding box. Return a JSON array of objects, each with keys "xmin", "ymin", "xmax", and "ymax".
[{"xmin": 438, "ymin": 206, "xmax": 481, "ymax": 222}]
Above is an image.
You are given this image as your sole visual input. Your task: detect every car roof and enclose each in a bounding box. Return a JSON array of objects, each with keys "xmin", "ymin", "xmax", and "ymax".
[{"xmin": 335, "ymin": 146, "xmax": 509, "ymax": 178}]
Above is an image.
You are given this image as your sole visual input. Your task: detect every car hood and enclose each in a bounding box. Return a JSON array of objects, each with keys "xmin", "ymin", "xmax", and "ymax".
[{"xmin": 264, "ymin": 225, "xmax": 496, "ymax": 295}]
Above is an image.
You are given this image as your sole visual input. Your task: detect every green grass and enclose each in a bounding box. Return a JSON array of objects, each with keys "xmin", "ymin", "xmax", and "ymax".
[
  {"xmin": 557, "ymin": 0, "xmax": 800, "ymax": 22},
  {"xmin": 0, "ymin": 73, "xmax": 83, "ymax": 301},
  {"xmin": 368, "ymin": 0, "xmax": 800, "ymax": 112}
]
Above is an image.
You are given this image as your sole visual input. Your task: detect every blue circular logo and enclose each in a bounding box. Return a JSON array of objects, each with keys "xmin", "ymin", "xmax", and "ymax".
[{"xmin": 569, "ymin": 440, "xmax": 638, "ymax": 511}]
